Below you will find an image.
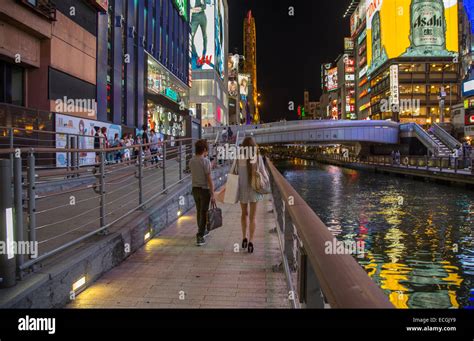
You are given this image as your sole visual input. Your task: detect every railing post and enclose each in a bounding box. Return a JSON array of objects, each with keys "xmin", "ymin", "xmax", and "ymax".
[
  {"xmin": 439, "ymin": 157, "xmax": 443, "ymax": 172},
  {"xmin": 138, "ymin": 145, "xmax": 143, "ymax": 206},
  {"xmin": 66, "ymin": 133, "xmax": 70, "ymax": 175},
  {"xmin": 179, "ymin": 140, "xmax": 183, "ymax": 181},
  {"xmin": 425, "ymin": 155, "xmax": 429, "ymax": 170},
  {"xmin": 9, "ymin": 127, "xmax": 14, "ymax": 177},
  {"xmin": 99, "ymin": 151, "xmax": 107, "ymax": 232},
  {"xmin": 27, "ymin": 152, "xmax": 36, "ymax": 259},
  {"xmin": 75, "ymin": 135, "xmax": 80, "ymax": 175},
  {"xmin": 70, "ymin": 135, "xmax": 77, "ymax": 178},
  {"xmin": 298, "ymin": 247, "xmax": 325, "ymax": 308},
  {"xmin": 13, "ymin": 154, "xmax": 24, "ymax": 272},
  {"xmin": 162, "ymin": 142, "xmax": 167, "ymax": 191},
  {"xmin": 283, "ymin": 206, "xmax": 296, "ymax": 271},
  {"xmin": 0, "ymin": 159, "xmax": 16, "ymax": 288}
]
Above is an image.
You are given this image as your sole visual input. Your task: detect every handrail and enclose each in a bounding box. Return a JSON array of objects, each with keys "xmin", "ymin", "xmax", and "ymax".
[
  {"xmin": 265, "ymin": 158, "xmax": 393, "ymax": 308},
  {"xmin": 411, "ymin": 123, "xmax": 440, "ymax": 156},
  {"xmin": 432, "ymin": 123, "xmax": 459, "ymax": 151}
]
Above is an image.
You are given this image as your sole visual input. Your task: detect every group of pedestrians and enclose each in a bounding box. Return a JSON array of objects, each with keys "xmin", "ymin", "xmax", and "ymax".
[
  {"xmin": 391, "ymin": 150, "xmax": 401, "ymax": 165},
  {"xmin": 452, "ymin": 142, "xmax": 473, "ymax": 169},
  {"xmin": 93, "ymin": 125, "xmax": 164, "ymax": 165}
]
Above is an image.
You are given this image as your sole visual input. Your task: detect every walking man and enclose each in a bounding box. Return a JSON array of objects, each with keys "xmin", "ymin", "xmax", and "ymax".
[{"xmin": 189, "ymin": 140, "xmax": 215, "ymax": 246}]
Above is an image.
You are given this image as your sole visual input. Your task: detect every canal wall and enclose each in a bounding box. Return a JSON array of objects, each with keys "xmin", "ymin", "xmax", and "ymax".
[
  {"xmin": 307, "ymin": 155, "xmax": 474, "ymax": 188},
  {"xmin": 0, "ymin": 166, "xmax": 230, "ymax": 308}
]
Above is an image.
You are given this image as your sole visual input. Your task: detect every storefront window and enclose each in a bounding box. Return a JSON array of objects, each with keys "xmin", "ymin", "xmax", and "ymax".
[
  {"xmin": 399, "ymin": 64, "xmax": 426, "ymax": 73},
  {"xmin": 147, "ymin": 100, "xmax": 186, "ymax": 137},
  {"xmin": 147, "ymin": 54, "xmax": 188, "ymax": 107}
]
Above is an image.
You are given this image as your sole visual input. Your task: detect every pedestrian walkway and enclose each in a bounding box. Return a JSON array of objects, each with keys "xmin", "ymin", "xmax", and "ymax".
[{"xmin": 67, "ymin": 198, "xmax": 291, "ymax": 309}]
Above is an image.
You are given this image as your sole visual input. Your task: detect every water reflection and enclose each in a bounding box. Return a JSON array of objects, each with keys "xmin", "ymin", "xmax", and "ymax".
[{"xmin": 276, "ymin": 158, "xmax": 474, "ymax": 309}]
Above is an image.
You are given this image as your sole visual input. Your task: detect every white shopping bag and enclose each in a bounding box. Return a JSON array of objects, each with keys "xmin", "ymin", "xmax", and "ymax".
[{"xmin": 223, "ymin": 173, "xmax": 239, "ymax": 204}]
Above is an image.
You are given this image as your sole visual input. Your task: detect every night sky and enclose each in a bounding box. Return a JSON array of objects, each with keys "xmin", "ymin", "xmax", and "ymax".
[{"xmin": 228, "ymin": 0, "xmax": 351, "ymax": 122}]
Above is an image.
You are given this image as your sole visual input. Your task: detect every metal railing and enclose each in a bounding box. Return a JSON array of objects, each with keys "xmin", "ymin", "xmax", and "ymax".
[
  {"xmin": 265, "ymin": 158, "xmax": 394, "ymax": 308},
  {"xmin": 0, "ymin": 134, "xmax": 200, "ymax": 287},
  {"xmin": 313, "ymin": 153, "xmax": 474, "ymax": 175},
  {"xmin": 410, "ymin": 123, "xmax": 441, "ymax": 156},
  {"xmin": 432, "ymin": 123, "xmax": 459, "ymax": 151}
]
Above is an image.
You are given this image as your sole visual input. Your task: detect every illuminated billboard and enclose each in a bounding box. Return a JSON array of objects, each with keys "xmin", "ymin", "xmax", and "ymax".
[
  {"xmin": 228, "ymin": 80, "xmax": 238, "ymax": 97},
  {"xmin": 191, "ymin": 0, "xmax": 216, "ymax": 70},
  {"xmin": 238, "ymin": 74, "xmax": 250, "ymax": 98},
  {"xmin": 366, "ymin": 0, "xmax": 458, "ymax": 75},
  {"xmin": 173, "ymin": 0, "xmax": 189, "ymax": 21},
  {"xmin": 327, "ymin": 67, "xmax": 338, "ymax": 92},
  {"xmin": 191, "ymin": 0, "xmax": 226, "ymax": 79},
  {"xmin": 215, "ymin": 0, "xmax": 226, "ymax": 80}
]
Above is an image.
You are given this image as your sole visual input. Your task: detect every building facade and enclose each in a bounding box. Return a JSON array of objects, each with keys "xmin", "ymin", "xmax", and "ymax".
[
  {"xmin": 0, "ymin": 0, "xmax": 103, "ymax": 130},
  {"xmin": 99, "ymin": 0, "xmax": 192, "ymax": 138},
  {"xmin": 189, "ymin": 0, "xmax": 229, "ymax": 128}
]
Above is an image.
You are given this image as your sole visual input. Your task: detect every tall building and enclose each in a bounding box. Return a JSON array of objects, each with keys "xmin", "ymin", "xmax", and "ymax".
[
  {"xmin": 99, "ymin": 0, "xmax": 192, "ymax": 138},
  {"xmin": 0, "ymin": 0, "xmax": 103, "ymax": 130},
  {"xmin": 243, "ymin": 10, "xmax": 259, "ymax": 123},
  {"xmin": 0, "ymin": 0, "xmax": 193, "ymax": 144},
  {"xmin": 189, "ymin": 0, "xmax": 229, "ymax": 127},
  {"xmin": 349, "ymin": 0, "xmax": 460, "ymax": 124}
]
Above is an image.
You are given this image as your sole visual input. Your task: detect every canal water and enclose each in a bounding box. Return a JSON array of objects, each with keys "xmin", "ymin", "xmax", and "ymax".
[{"xmin": 275, "ymin": 158, "xmax": 474, "ymax": 309}]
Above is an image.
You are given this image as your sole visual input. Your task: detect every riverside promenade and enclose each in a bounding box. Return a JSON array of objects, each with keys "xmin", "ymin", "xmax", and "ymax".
[{"xmin": 67, "ymin": 199, "xmax": 291, "ymax": 309}]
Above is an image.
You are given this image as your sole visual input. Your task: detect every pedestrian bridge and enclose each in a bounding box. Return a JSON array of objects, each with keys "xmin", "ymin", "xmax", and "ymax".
[{"xmin": 204, "ymin": 120, "xmax": 400, "ymax": 145}]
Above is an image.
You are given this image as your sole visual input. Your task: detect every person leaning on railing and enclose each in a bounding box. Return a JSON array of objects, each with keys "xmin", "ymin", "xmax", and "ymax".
[{"xmin": 189, "ymin": 140, "xmax": 216, "ymax": 247}]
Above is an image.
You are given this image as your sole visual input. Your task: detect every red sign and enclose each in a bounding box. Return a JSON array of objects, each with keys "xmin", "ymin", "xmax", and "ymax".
[{"xmin": 466, "ymin": 114, "xmax": 474, "ymax": 126}]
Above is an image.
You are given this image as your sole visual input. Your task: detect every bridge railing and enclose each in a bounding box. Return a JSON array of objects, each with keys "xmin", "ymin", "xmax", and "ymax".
[
  {"xmin": 432, "ymin": 123, "xmax": 459, "ymax": 151},
  {"xmin": 400, "ymin": 123, "xmax": 441, "ymax": 157},
  {"xmin": 0, "ymin": 135, "xmax": 208, "ymax": 288},
  {"xmin": 313, "ymin": 153, "xmax": 474, "ymax": 174},
  {"xmin": 265, "ymin": 158, "xmax": 393, "ymax": 308}
]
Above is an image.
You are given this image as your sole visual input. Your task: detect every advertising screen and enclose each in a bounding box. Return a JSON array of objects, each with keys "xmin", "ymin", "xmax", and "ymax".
[
  {"xmin": 215, "ymin": 0, "xmax": 226, "ymax": 80},
  {"xmin": 55, "ymin": 114, "xmax": 121, "ymax": 167},
  {"xmin": 228, "ymin": 80, "xmax": 238, "ymax": 97},
  {"xmin": 228, "ymin": 54, "xmax": 239, "ymax": 79},
  {"xmin": 350, "ymin": 0, "xmax": 368, "ymax": 36},
  {"xmin": 173, "ymin": 0, "xmax": 189, "ymax": 21},
  {"xmin": 366, "ymin": 0, "xmax": 458, "ymax": 75},
  {"xmin": 191, "ymin": 0, "xmax": 216, "ymax": 70},
  {"xmin": 238, "ymin": 74, "xmax": 250, "ymax": 98},
  {"xmin": 327, "ymin": 67, "xmax": 338, "ymax": 92}
]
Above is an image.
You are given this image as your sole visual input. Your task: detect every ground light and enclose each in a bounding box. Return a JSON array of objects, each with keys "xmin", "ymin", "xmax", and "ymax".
[
  {"xmin": 72, "ymin": 276, "xmax": 86, "ymax": 292},
  {"xmin": 144, "ymin": 232, "xmax": 151, "ymax": 241},
  {"xmin": 177, "ymin": 210, "xmax": 182, "ymax": 217}
]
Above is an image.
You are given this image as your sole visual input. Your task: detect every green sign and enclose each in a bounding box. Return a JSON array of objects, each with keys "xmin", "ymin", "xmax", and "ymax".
[
  {"xmin": 165, "ymin": 88, "xmax": 178, "ymax": 102},
  {"xmin": 173, "ymin": 0, "xmax": 188, "ymax": 21}
]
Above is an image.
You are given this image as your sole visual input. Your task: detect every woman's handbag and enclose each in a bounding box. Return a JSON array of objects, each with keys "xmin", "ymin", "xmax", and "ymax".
[
  {"xmin": 207, "ymin": 202, "xmax": 223, "ymax": 231},
  {"xmin": 223, "ymin": 160, "xmax": 239, "ymax": 204},
  {"xmin": 251, "ymin": 156, "xmax": 271, "ymax": 195}
]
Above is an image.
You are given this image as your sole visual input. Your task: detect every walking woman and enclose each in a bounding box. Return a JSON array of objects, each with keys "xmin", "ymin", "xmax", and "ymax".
[
  {"xmin": 190, "ymin": 140, "xmax": 215, "ymax": 246},
  {"xmin": 235, "ymin": 137, "xmax": 265, "ymax": 254}
]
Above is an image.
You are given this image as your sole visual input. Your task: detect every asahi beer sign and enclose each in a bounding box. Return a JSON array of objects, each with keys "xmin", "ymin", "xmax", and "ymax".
[{"xmin": 366, "ymin": 0, "xmax": 458, "ymax": 75}]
